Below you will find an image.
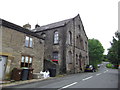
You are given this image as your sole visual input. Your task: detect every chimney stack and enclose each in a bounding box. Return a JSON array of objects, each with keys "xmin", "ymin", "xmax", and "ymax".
[{"xmin": 23, "ymin": 23, "xmax": 31, "ymax": 30}]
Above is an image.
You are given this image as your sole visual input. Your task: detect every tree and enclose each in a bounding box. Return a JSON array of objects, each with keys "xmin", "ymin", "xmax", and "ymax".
[
  {"xmin": 103, "ymin": 55, "xmax": 109, "ymax": 62},
  {"xmin": 88, "ymin": 39, "xmax": 104, "ymax": 69},
  {"xmin": 107, "ymin": 31, "xmax": 120, "ymax": 68},
  {"xmin": 115, "ymin": 30, "xmax": 120, "ymax": 40}
]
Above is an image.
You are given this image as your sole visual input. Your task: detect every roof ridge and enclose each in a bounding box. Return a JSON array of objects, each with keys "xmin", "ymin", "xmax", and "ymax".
[
  {"xmin": 34, "ymin": 18, "xmax": 73, "ymax": 32},
  {"xmin": 40, "ymin": 18, "xmax": 72, "ymax": 27},
  {"xmin": 1, "ymin": 19, "xmax": 43, "ymax": 39}
]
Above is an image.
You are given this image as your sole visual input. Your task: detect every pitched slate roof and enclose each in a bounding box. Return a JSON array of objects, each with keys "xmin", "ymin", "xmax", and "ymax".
[
  {"xmin": 34, "ymin": 14, "xmax": 88, "ymax": 40},
  {"xmin": 34, "ymin": 18, "xmax": 72, "ymax": 32},
  {"xmin": 0, "ymin": 18, "xmax": 43, "ymax": 39}
]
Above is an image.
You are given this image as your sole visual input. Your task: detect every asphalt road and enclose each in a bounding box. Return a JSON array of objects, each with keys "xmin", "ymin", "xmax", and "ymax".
[{"xmin": 7, "ymin": 62, "xmax": 119, "ymax": 89}]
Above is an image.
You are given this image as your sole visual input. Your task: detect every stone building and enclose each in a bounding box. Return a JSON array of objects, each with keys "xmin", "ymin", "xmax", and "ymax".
[
  {"xmin": 0, "ymin": 19, "xmax": 44, "ymax": 80},
  {"xmin": 34, "ymin": 14, "xmax": 89, "ymax": 74}
]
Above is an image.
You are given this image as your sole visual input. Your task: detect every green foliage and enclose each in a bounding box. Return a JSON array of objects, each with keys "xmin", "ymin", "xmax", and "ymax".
[
  {"xmin": 88, "ymin": 39, "xmax": 104, "ymax": 69},
  {"xmin": 106, "ymin": 63, "xmax": 113, "ymax": 68},
  {"xmin": 115, "ymin": 31, "xmax": 120, "ymax": 40},
  {"xmin": 107, "ymin": 31, "xmax": 120, "ymax": 68},
  {"xmin": 103, "ymin": 55, "xmax": 109, "ymax": 62},
  {"xmin": 106, "ymin": 63, "xmax": 117, "ymax": 69},
  {"xmin": 103, "ymin": 59, "xmax": 109, "ymax": 62}
]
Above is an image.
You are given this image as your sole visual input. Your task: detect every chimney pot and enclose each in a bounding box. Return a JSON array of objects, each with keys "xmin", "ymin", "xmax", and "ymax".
[{"xmin": 23, "ymin": 23, "xmax": 31, "ymax": 30}]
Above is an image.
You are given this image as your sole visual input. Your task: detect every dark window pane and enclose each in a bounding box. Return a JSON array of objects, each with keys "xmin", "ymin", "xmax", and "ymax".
[
  {"xmin": 53, "ymin": 52, "xmax": 58, "ymax": 60},
  {"xmin": 25, "ymin": 63, "xmax": 28, "ymax": 67},
  {"xmin": 21, "ymin": 62, "xmax": 24, "ymax": 67},
  {"xmin": 53, "ymin": 61, "xmax": 58, "ymax": 64}
]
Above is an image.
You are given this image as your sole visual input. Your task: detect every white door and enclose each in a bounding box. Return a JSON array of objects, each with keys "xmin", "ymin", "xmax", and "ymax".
[{"xmin": 0, "ymin": 56, "xmax": 7, "ymax": 80}]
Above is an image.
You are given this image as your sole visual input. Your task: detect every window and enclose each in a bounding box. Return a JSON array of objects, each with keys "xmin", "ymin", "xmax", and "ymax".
[
  {"xmin": 79, "ymin": 54, "xmax": 82, "ymax": 68},
  {"xmin": 85, "ymin": 41, "xmax": 87, "ymax": 51},
  {"xmin": 25, "ymin": 36, "xmax": 33, "ymax": 47},
  {"xmin": 78, "ymin": 25, "xmax": 81, "ymax": 30},
  {"xmin": 68, "ymin": 31, "xmax": 72, "ymax": 44},
  {"xmin": 79, "ymin": 36, "xmax": 84, "ymax": 50},
  {"xmin": 54, "ymin": 31, "xmax": 59, "ymax": 44},
  {"xmin": 76, "ymin": 36, "xmax": 79, "ymax": 47},
  {"xmin": 53, "ymin": 52, "xmax": 58, "ymax": 60},
  {"xmin": 41, "ymin": 33, "xmax": 46, "ymax": 39},
  {"xmin": 21, "ymin": 56, "xmax": 33, "ymax": 68},
  {"xmin": 53, "ymin": 52, "xmax": 58, "ymax": 64},
  {"xmin": 76, "ymin": 54, "xmax": 78, "ymax": 65}
]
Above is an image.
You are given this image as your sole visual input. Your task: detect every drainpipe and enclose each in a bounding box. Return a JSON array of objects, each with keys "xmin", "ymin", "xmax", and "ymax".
[
  {"xmin": 62, "ymin": 24, "xmax": 67, "ymax": 74},
  {"xmin": 73, "ymin": 18, "xmax": 76, "ymax": 74}
]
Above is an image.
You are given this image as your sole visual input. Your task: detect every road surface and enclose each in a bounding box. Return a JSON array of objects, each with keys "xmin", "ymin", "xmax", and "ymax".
[{"xmin": 5, "ymin": 62, "xmax": 119, "ymax": 89}]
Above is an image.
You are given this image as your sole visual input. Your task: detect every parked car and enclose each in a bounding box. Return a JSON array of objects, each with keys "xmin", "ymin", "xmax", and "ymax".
[
  {"xmin": 119, "ymin": 65, "xmax": 120, "ymax": 69},
  {"xmin": 85, "ymin": 65, "xmax": 96, "ymax": 72}
]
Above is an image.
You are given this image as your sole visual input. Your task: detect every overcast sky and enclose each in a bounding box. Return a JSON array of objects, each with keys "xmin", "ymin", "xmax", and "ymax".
[{"xmin": 0, "ymin": 0, "xmax": 119, "ymax": 54}]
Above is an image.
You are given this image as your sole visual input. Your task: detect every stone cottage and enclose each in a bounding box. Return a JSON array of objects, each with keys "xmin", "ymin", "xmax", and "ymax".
[
  {"xmin": 34, "ymin": 14, "xmax": 89, "ymax": 74},
  {"xmin": 0, "ymin": 19, "xmax": 44, "ymax": 80}
]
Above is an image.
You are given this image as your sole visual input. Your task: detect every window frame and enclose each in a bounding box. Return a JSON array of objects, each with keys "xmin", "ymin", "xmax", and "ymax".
[
  {"xmin": 53, "ymin": 31, "xmax": 59, "ymax": 44},
  {"xmin": 52, "ymin": 52, "xmax": 59, "ymax": 64},
  {"xmin": 76, "ymin": 54, "xmax": 78, "ymax": 65},
  {"xmin": 78, "ymin": 25, "xmax": 81, "ymax": 30},
  {"xmin": 21, "ymin": 55, "xmax": 33, "ymax": 68},
  {"xmin": 68, "ymin": 31, "xmax": 72, "ymax": 45},
  {"xmin": 25, "ymin": 36, "xmax": 33, "ymax": 48},
  {"xmin": 53, "ymin": 52, "xmax": 59, "ymax": 60}
]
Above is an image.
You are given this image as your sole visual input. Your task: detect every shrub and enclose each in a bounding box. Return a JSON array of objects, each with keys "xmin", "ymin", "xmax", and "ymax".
[{"xmin": 106, "ymin": 63, "xmax": 113, "ymax": 68}]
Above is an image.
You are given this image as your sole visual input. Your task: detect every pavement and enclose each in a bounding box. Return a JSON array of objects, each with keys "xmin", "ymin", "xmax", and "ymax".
[
  {"xmin": 0, "ymin": 74, "xmax": 66, "ymax": 88},
  {"xmin": 0, "ymin": 77, "xmax": 53, "ymax": 88}
]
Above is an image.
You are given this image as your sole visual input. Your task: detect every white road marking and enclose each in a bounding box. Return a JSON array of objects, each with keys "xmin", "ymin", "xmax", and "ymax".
[
  {"xmin": 103, "ymin": 70, "xmax": 108, "ymax": 73},
  {"xmin": 96, "ymin": 73, "xmax": 102, "ymax": 76},
  {"xmin": 61, "ymin": 82, "xmax": 78, "ymax": 89},
  {"xmin": 82, "ymin": 76, "xmax": 93, "ymax": 81},
  {"xmin": 103, "ymin": 71, "xmax": 107, "ymax": 73}
]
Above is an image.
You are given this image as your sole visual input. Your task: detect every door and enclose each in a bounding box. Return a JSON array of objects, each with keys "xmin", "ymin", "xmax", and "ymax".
[{"xmin": 0, "ymin": 56, "xmax": 7, "ymax": 80}]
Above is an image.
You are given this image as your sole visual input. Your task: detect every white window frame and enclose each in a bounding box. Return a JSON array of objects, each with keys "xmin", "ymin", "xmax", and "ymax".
[
  {"xmin": 54, "ymin": 31, "xmax": 59, "ymax": 44},
  {"xmin": 21, "ymin": 56, "xmax": 33, "ymax": 68},
  {"xmin": 25, "ymin": 36, "xmax": 33, "ymax": 48}
]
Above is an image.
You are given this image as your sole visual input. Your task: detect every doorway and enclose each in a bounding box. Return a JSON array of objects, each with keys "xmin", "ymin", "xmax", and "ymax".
[{"xmin": 0, "ymin": 56, "xmax": 7, "ymax": 80}]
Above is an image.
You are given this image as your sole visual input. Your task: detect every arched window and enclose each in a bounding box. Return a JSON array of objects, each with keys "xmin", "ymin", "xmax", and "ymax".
[
  {"xmin": 76, "ymin": 36, "xmax": 79, "ymax": 47},
  {"xmin": 85, "ymin": 41, "xmax": 87, "ymax": 51},
  {"xmin": 76, "ymin": 54, "xmax": 78, "ymax": 65},
  {"xmin": 68, "ymin": 31, "xmax": 72, "ymax": 44},
  {"xmin": 52, "ymin": 51, "xmax": 59, "ymax": 64},
  {"xmin": 79, "ymin": 35, "xmax": 84, "ymax": 49},
  {"xmin": 54, "ymin": 31, "xmax": 59, "ymax": 44},
  {"xmin": 41, "ymin": 33, "xmax": 46, "ymax": 39},
  {"xmin": 79, "ymin": 54, "xmax": 82, "ymax": 68}
]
